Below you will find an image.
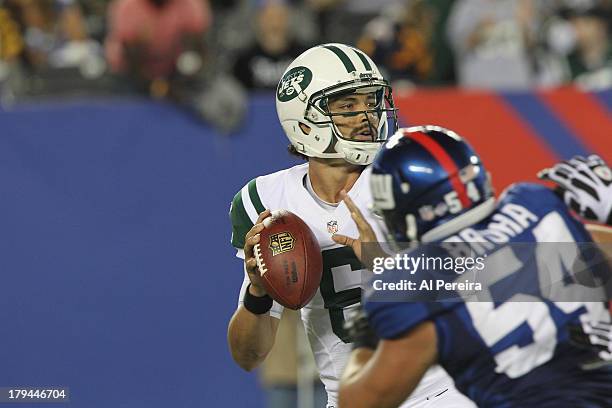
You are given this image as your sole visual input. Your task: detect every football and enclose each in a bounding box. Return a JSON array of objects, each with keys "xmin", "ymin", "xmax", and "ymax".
[{"xmin": 253, "ymin": 210, "xmax": 323, "ymax": 310}]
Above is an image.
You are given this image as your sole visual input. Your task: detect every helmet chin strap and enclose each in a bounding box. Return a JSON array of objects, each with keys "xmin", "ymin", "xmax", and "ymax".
[{"xmin": 336, "ymin": 138, "xmax": 382, "ymax": 165}]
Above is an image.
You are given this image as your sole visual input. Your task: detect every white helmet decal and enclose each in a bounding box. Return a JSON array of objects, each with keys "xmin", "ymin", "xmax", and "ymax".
[{"xmin": 277, "ymin": 66, "xmax": 313, "ymax": 102}]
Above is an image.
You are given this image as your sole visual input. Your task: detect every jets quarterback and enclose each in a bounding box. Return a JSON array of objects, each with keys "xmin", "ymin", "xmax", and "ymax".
[{"xmin": 226, "ymin": 44, "xmax": 476, "ymax": 408}]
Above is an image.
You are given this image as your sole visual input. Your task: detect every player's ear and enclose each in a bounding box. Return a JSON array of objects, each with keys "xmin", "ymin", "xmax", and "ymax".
[{"xmin": 299, "ymin": 123, "xmax": 311, "ymax": 135}]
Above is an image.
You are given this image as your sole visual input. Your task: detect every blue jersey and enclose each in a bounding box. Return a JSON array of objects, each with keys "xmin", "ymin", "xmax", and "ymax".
[{"xmin": 364, "ymin": 183, "xmax": 612, "ymax": 407}]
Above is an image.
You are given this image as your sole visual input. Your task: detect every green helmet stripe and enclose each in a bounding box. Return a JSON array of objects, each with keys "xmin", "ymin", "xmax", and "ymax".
[
  {"xmin": 351, "ymin": 48, "xmax": 372, "ymax": 71},
  {"xmin": 322, "ymin": 45, "xmax": 356, "ymax": 73},
  {"xmin": 248, "ymin": 179, "xmax": 265, "ymax": 215}
]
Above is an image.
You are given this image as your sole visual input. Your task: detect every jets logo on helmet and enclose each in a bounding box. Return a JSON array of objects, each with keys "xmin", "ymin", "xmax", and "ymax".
[
  {"xmin": 276, "ymin": 43, "xmax": 398, "ymax": 165},
  {"xmin": 277, "ymin": 66, "xmax": 313, "ymax": 102}
]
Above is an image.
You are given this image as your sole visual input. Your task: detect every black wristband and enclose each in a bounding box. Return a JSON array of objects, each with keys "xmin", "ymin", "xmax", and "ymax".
[{"xmin": 243, "ymin": 284, "xmax": 273, "ymax": 315}]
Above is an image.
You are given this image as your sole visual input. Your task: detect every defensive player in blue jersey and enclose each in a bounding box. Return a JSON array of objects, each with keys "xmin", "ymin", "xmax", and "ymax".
[{"xmin": 332, "ymin": 126, "xmax": 612, "ymax": 408}]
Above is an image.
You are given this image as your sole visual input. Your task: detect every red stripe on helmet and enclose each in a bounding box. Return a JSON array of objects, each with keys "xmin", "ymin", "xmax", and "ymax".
[{"xmin": 406, "ymin": 130, "xmax": 471, "ymax": 208}]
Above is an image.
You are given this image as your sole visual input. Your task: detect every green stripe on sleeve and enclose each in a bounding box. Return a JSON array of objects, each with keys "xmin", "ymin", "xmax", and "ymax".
[
  {"xmin": 323, "ymin": 45, "xmax": 356, "ymax": 73},
  {"xmin": 229, "ymin": 189, "xmax": 254, "ymax": 249},
  {"xmin": 351, "ymin": 48, "xmax": 372, "ymax": 71},
  {"xmin": 248, "ymin": 179, "xmax": 266, "ymax": 215}
]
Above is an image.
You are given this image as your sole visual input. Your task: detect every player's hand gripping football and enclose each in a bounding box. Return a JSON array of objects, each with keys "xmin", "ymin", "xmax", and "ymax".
[
  {"xmin": 243, "ymin": 209, "xmax": 272, "ymax": 297},
  {"xmin": 332, "ymin": 190, "xmax": 384, "ymax": 271},
  {"xmin": 539, "ymin": 155, "xmax": 612, "ymax": 226}
]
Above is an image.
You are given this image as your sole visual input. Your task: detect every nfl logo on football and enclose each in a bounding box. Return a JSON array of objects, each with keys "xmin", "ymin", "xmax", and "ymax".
[
  {"xmin": 327, "ymin": 220, "xmax": 338, "ymax": 234},
  {"xmin": 269, "ymin": 232, "xmax": 295, "ymax": 256}
]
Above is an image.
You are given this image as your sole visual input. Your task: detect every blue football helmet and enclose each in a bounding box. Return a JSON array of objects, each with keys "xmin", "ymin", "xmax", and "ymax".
[{"xmin": 370, "ymin": 126, "xmax": 495, "ymax": 243}]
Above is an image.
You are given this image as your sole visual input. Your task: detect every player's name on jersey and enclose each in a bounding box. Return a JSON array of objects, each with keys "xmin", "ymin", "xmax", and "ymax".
[
  {"xmin": 443, "ymin": 203, "xmax": 539, "ymax": 256},
  {"xmin": 371, "ymin": 278, "xmax": 482, "ymax": 292}
]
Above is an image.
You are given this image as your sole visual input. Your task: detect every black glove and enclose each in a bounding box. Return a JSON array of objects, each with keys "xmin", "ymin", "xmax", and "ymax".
[
  {"xmin": 539, "ymin": 155, "xmax": 612, "ymax": 225},
  {"xmin": 568, "ymin": 319, "xmax": 612, "ymax": 370},
  {"xmin": 344, "ymin": 307, "xmax": 380, "ymax": 350}
]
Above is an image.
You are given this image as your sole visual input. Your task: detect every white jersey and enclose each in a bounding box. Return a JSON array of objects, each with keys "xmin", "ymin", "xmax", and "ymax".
[{"xmin": 229, "ymin": 163, "xmax": 474, "ymax": 408}]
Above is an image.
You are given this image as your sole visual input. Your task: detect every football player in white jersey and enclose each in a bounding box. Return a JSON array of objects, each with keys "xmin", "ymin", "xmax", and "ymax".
[{"xmin": 226, "ymin": 43, "xmax": 475, "ymax": 408}]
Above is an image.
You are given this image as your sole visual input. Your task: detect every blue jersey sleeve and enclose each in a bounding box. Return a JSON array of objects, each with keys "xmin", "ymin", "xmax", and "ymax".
[
  {"xmin": 365, "ymin": 301, "xmax": 428, "ymax": 339},
  {"xmin": 365, "ymin": 299, "xmax": 460, "ymax": 340}
]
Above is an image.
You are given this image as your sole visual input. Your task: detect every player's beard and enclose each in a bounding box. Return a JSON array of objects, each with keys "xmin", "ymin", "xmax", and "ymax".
[
  {"xmin": 349, "ymin": 121, "xmax": 379, "ymax": 142},
  {"xmin": 333, "ymin": 113, "xmax": 380, "ymax": 143}
]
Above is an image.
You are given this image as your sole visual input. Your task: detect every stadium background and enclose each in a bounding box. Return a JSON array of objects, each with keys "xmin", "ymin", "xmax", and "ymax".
[
  {"xmin": 1, "ymin": 0, "xmax": 612, "ymax": 407},
  {"xmin": 1, "ymin": 88, "xmax": 610, "ymax": 407}
]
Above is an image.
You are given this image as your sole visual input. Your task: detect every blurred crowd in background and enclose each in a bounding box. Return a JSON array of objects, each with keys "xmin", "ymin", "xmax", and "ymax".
[{"xmin": 0, "ymin": 0, "xmax": 611, "ymax": 131}]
